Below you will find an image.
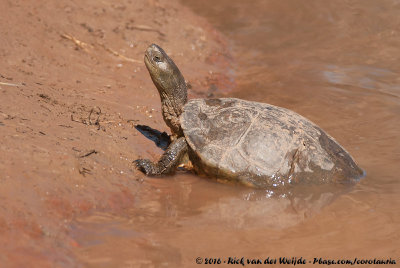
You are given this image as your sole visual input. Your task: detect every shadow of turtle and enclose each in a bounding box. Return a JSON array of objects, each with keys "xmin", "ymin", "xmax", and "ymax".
[{"xmin": 135, "ymin": 125, "xmax": 171, "ymax": 151}]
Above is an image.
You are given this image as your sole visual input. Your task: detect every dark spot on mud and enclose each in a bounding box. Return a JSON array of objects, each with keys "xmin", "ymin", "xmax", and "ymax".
[{"xmin": 38, "ymin": 93, "xmax": 50, "ymax": 100}]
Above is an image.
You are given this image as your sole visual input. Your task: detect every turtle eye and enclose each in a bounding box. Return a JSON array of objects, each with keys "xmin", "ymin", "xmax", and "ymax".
[{"xmin": 153, "ymin": 55, "xmax": 162, "ymax": 62}]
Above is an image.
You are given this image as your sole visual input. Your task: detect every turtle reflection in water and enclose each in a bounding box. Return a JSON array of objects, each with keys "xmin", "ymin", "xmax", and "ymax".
[{"xmin": 134, "ymin": 44, "xmax": 364, "ymax": 189}]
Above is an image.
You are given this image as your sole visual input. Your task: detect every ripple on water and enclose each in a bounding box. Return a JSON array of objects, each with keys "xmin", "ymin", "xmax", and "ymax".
[
  {"xmin": 322, "ymin": 64, "xmax": 400, "ymax": 98},
  {"xmin": 70, "ymin": 172, "xmax": 356, "ymax": 266}
]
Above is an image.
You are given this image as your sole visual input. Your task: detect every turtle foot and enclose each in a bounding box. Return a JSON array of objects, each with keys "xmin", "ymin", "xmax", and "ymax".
[{"xmin": 134, "ymin": 159, "xmax": 160, "ymax": 176}]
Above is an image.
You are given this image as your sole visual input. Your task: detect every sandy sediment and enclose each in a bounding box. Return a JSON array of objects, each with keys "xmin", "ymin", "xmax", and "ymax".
[{"xmin": 0, "ymin": 0, "xmax": 233, "ymax": 265}]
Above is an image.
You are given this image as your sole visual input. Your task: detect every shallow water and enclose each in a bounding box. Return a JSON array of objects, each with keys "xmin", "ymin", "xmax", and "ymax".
[{"xmin": 72, "ymin": 1, "xmax": 400, "ymax": 266}]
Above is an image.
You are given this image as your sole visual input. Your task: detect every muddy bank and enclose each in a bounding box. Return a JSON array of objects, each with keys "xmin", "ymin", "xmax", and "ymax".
[{"xmin": 0, "ymin": 0, "xmax": 232, "ymax": 266}]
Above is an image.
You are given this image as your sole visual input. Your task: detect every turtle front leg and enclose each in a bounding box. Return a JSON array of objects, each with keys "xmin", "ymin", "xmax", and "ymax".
[{"xmin": 134, "ymin": 137, "xmax": 188, "ymax": 176}]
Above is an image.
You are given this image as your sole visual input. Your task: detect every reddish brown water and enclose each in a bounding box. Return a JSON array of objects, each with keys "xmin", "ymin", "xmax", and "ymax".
[{"xmin": 71, "ymin": 1, "xmax": 400, "ymax": 266}]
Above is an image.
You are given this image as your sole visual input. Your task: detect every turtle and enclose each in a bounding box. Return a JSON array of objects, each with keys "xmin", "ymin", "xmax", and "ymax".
[{"xmin": 134, "ymin": 44, "xmax": 364, "ymax": 188}]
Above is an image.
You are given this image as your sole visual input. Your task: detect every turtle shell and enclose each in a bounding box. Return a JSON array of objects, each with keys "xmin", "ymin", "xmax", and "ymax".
[{"xmin": 180, "ymin": 98, "xmax": 363, "ymax": 188}]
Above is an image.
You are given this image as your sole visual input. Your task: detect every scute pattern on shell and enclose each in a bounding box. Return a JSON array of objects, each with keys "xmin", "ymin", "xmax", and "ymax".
[{"xmin": 180, "ymin": 98, "xmax": 363, "ymax": 188}]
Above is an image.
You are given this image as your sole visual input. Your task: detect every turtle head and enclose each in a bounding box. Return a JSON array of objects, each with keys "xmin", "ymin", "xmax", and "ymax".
[{"xmin": 144, "ymin": 44, "xmax": 187, "ymax": 135}]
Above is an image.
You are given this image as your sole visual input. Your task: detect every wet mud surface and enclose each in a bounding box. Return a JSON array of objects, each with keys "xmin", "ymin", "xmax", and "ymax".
[
  {"xmin": 0, "ymin": 0, "xmax": 232, "ymax": 266},
  {"xmin": 1, "ymin": 0, "xmax": 400, "ymax": 267}
]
